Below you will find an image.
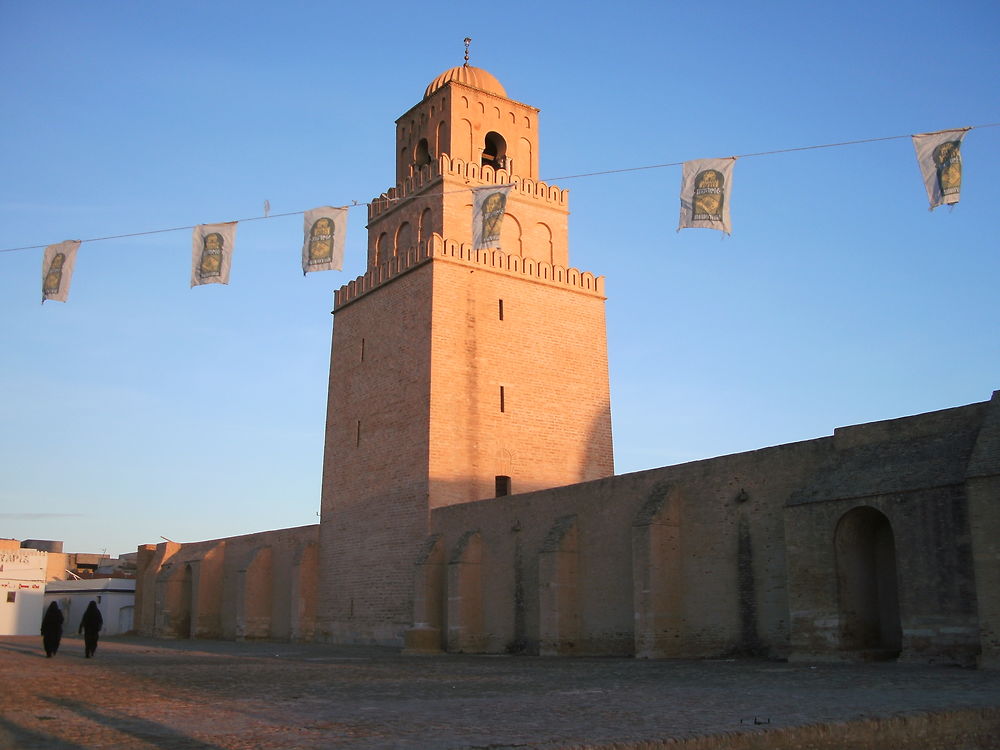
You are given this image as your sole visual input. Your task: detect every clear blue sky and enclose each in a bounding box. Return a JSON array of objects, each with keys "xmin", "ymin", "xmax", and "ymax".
[{"xmin": 2, "ymin": 1, "xmax": 998, "ymax": 557}]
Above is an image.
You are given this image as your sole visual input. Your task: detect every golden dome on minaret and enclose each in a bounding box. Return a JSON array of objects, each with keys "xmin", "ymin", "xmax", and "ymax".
[{"xmin": 423, "ymin": 64, "xmax": 507, "ymax": 99}]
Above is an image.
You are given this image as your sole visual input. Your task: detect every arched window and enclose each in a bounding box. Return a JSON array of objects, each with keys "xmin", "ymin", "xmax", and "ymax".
[
  {"xmin": 415, "ymin": 138, "xmax": 431, "ymax": 168},
  {"xmin": 482, "ymin": 131, "xmax": 507, "ymax": 170}
]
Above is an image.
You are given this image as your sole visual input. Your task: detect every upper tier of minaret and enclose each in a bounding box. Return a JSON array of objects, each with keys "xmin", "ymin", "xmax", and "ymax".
[
  {"xmin": 395, "ymin": 63, "xmax": 541, "ymax": 185},
  {"xmin": 365, "ymin": 61, "xmax": 571, "ymax": 271}
]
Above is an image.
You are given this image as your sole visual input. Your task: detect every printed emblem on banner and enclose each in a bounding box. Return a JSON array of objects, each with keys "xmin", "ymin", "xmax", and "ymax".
[
  {"xmin": 307, "ymin": 217, "xmax": 335, "ymax": 267},
  {"xmin": 43, "ymin": 253, "xmax": 67, "ymax": 296},
  {"xmin": 481, "ymin": 191, "xmax": 507, "ymax": 245},
  {"xmin": 692, "ymin": 169, "xmax": 725, "ymax": 222},
  {"xmin": 198, "ymin": 232, "xmax": 224, "ymax": 280},
  {"xmin": 933, "ymin": 141, "xmax": 962, "ymax": 200}
]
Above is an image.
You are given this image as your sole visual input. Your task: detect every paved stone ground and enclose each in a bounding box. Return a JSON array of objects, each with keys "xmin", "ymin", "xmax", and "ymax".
[{"xmin": 1, "ymin": 635, "xmax": 998, "ymax": 749}]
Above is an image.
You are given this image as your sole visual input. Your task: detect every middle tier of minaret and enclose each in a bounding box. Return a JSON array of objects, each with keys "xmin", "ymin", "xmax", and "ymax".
[{"xmin": 366, "ymin": 156, "xmax": 570, "ymax": 270}]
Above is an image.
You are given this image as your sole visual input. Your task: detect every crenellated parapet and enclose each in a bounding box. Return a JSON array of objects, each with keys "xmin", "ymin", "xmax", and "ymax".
[
  {"xmin": 441, "ymin": 156, "xmax": 568, "ymax": 206},
  {"xmin": 334, "ymin": 243, "xmax": 433, "ymax": 309},
  {"xmin": 334, "ymin": 233, "xmax": 604, "ymax": 310},
  {"xmin": 435, "ymin": 236, "xmax": 601, "ymax": 293},
  {"xmin": 368, "ymin": 154, "xmax": 568, "ymax": 222},
  {"xmin": 368, "ymin": 158, "xmax": 445, "ymax": 221}
]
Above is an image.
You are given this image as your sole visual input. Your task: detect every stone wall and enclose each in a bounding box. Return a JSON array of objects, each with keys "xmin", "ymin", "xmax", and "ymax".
[
  {"xmin": 407, "ymin": 394, "xmax": 1000, "ymax": 665},
  {"xmin": 135, "ymin": 525, "xmax": 318, "ymax": 641},
  {"xmin": 409, "ymin": 436, "xmax": 830, "ymax": 657},
  {"xmin": 132, "ymin": 392, "xmax": 1000, "ymax": 667}
]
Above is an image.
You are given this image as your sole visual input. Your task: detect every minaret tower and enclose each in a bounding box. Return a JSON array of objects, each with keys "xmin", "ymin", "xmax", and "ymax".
[{"xmin": 317, "ymin": 48, "xmax": 614, "ymax": 644}]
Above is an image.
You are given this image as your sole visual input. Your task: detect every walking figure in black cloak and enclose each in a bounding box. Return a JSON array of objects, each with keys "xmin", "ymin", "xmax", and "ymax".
[
  {"xmin": 40, "ymin": 601, "xmax": 64, "ymax": 658},
  {"xmin": 79, "ymin": 600, "xmax": 103, "ymax": 658}
]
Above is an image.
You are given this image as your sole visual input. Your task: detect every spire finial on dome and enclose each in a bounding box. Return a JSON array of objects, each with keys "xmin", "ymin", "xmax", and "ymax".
[{"xmin": 463, "ymin": 37, "xmax": 472, "ymax": 66}]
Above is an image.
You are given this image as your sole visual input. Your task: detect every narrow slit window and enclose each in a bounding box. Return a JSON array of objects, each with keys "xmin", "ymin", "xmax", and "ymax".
[
  {"xmin": 356, "ymin": 420, "xmax": 361, "ymax": 446},
  {"xmin": 360, "ymin": 337, "xmax": 365, "ymax": 362},
  {"xmin": 495, "ymin": 475, "xmax": 512, "ymax": 497},
  {"xmin": 500, "ymin": 386, "xmax": 505, "ymax": 413},
  {"xmin": 498, "ymin": 299, "xmax": 504, "ymax": 320}
]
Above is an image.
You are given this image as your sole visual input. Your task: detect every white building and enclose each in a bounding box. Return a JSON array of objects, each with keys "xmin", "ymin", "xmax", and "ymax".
[
  {"xmin": 45, "ymin": 578, "xmax": 136, "ymax": 635},
  {"xmin": 0, "ymin": 547, "xmax": 47, "ymax": 635}
]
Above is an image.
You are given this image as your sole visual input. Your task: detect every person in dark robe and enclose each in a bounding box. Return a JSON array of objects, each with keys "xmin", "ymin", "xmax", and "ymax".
[
  {"xmin": 78, "ymin": 600, "xmax": 103, "ymax": 658},
  {"xmin": 40, "ymin": 601, "xmax": 64, "ymax": 658}
]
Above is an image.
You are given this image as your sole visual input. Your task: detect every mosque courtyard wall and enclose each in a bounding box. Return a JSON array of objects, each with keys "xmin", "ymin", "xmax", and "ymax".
[
  {"xmin": 132, "ymin": 391, "xmax": 1000, "ymax": 668},
  {"xmin": 410, "ymin": 394, "xmax": 998, "ymax": 667},
  {"xmin": 136, "ymin": 525, "xmax": 318, "ymax": 642}
]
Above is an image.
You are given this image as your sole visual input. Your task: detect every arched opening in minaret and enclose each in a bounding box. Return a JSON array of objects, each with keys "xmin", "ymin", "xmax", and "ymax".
[
  {"xmin": 482, "ymin": 131, "xmax": 507, "ymax": 171},
  {"xmin": 835, "ymin": 506, "xmax": 902, "ymax": 660},
  {"xmin": 415, "ymin": 138, "xmax": 431, "ymax": 169}
]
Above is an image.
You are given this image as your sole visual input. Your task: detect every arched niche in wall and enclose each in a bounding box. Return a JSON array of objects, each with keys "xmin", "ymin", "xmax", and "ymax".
[
  {"xmin": 418, "ymin": 208, "xmax": 433, "ymax": 245},
  {"xmin": 518, "ymin": 137, "xmax": 533, "ymax": 178},
  {"xmin": 447, "ymin": 530, "xmax": 485, "ymax": 653},
  {"xmin": 538, "ymin": 515, "xmax": 580, "ymax": 655},
  {"xmin": 374, "ymin": 232, "xmax": 388, "ymax": 266},
  {"xmin": 435, "ymin": 120, "xmax": 447, "ymax": 155},
  {"xmin": 500, "ymin": 212, "xmax": 522, "ymax": 257},
  {"xmin": 404, "ymin": 535, "xmax": 446, "ymax": 654},
  {"xmin": 459, "ymin": 119, "xmax": 474, "ymax": 162},
  {"xmin": 238, "ymin": 546, "xmax": 273, "ymax": 640},
  {"xmin": 834, "ymin": 506, "xmax": 902, "ymax": 659},
  {"xmin": 178, "ymin": 563, "xmax": 193, "ymax": 639},
  {"xmin": 528, "ymin": 222, "xmax": 553, "ymax": 264},
  {"xmin": 395, "ymin": 222, "xmax": 413, "ymax": 257},
  {"xmin": 290, "ymin": 543, "xmax": 318, "ymax": 642}
]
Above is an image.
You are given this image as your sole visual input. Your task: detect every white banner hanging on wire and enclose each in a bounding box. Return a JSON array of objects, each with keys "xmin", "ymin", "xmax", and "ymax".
[
  {"xmin": 678, "ymin": 158, "xmax": 735, "ymax": 235},
  {"xmin": 191, "ymin": 222, "xmax": 237, "ymax": 287},
  {"xmin": 472, "ymin": 185, "xmax": 513, "ymax": 251},
  {"xmin": 301, "ymin": 206, "xmax": 348, "ymax": 274},
  {"xmin": 41, "ymin": 240, "xmax": 81, "ymax": 303},
  {"xmin": 912, "ymin": 128, "xmax": 969, "ymax": 210}
]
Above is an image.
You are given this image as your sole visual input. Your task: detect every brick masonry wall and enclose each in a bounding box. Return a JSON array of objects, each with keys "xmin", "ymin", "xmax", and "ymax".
[
  {"xmin": 135, "ymin": 526, "xmax": 317, "ymax": 640},
  {"xmin": 428, "ymin": 256, "xmax": 614, "ymax": 510},
  {"xmin": 317, "ymin": 265, "xmax": 434, "ymax": 644},
  {"xmin": 426, "ymin": 437, "xmax": 830, "ymax": 656},
  {"xmin": 785, "ymin": 486, "xmax": 980, "ymax": 665},
  {"xmin": 424, "ymin": 398, "xmax": 998, "ymax": 662}
]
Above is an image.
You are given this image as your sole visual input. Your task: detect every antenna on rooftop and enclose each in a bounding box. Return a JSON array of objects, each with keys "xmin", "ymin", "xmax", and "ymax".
[{"xmin": 464, "ymin": 37, "xmax": 472, "ymax": 66}]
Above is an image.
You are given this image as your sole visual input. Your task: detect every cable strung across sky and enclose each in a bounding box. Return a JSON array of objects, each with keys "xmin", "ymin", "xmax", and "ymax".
[{"xmin": 2, "ymin": 122, "xmax": 997, "ymax": 255}]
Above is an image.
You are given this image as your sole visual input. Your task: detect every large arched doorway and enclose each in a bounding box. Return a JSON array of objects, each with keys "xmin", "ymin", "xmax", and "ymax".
[{"xmin": 834, "ymin": 506, "xmax": 902, "ymax": 659}]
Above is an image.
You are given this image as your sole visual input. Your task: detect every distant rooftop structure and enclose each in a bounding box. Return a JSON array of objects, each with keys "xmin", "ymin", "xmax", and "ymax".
[{"xmin": 20, "ymin": 539, "xmax": 63, "ymax": 553}]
